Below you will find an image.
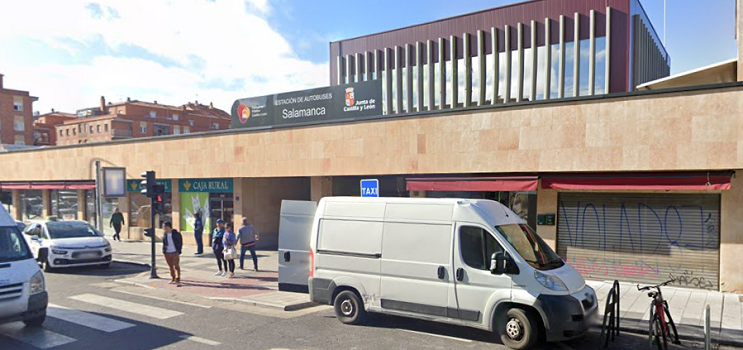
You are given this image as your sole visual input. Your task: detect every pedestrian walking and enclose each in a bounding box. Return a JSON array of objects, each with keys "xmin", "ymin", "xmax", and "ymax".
[
  {"xmin": 222, "ymin": 222, "xmax": 237, "ymax": 278},
  {"xmin": 161, "ymin": 221, "xmax": 183, "ymax": 285},
  {"xmin": 193, "ymin": 212, "xmax": 204, "ymax": 255},
  {"xmin": 212, "ymin": 219, "xmax": 227, "ymax": 276},
  {"xmin": 110, "ymin": 207, "xmax": 125, "ymax": 241},
  {"xmin": 237, "ymin": 218, "xmax": 260, "ymax": 271}
]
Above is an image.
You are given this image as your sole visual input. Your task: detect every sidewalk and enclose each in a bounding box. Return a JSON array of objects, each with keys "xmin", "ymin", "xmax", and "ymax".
[
  {"xmin": 110, "ymin": 239, "xmax": 313, "ymax": 310},
  {"xmin": 588, "ymin": 280, "xmax": 743, "ymax": 347}
]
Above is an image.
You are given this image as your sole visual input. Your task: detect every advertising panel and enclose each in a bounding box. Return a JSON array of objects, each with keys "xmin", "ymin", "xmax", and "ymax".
[{"xmin": 180, "ymin": 192, "xmax": 210, "ymax": 232}]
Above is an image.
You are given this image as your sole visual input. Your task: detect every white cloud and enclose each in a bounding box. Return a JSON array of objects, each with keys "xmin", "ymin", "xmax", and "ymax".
[{"xmin": 0, "ymin": 0, "xmax": 328, "ymax": 113}]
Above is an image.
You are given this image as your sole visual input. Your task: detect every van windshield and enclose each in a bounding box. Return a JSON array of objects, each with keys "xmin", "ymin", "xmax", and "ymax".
[
  {"xmin": 0, "ymin": 227, "xmax": 33, "ymax": 263},
  {"xmin": 495, "ymin": 224, "xmax": 564, "ymax": 271}
]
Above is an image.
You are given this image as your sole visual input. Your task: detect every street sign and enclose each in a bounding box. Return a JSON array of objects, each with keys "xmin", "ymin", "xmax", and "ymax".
[{"xmin": 360, "ymin": 179, "xmax": 379, "ymax": 197}]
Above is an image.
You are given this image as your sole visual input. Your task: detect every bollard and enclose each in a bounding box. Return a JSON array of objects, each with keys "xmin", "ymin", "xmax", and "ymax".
[{"xmin": 704, "ymin": 304, "xmax": 711, "ymax": 350}]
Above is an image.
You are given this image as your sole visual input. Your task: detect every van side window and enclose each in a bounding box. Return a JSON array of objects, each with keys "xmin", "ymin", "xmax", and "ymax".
[{"xmin": 460, "ymin": 226, "xmax": 503, "ymax": 270}]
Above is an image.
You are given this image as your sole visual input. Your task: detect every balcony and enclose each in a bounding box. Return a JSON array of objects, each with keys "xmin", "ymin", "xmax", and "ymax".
[{"xmin": 111, "ymin": 129, "xmax": 133, "ymax": 139}]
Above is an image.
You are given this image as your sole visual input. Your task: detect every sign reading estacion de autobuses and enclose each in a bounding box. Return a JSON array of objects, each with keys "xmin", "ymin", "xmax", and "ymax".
[{"xmin": 230, "ymin": 80, "xmax": 382, "ymax": 129}]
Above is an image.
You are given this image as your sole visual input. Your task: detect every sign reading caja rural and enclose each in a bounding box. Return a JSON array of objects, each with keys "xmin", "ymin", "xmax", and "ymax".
[
  {"xmin": 126, "ymin": 179, "xmax": 171, "ymax": 193},
  {"xmin": 179, "ymin": 178, "xmax": 233, "ymax": 193},
  {"xmin": 230, "ymin": 80, "xmax": 382, "ymax": 129}
]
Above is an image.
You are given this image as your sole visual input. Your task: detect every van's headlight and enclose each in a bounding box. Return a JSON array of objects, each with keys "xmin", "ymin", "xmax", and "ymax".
[
  {"xmin": 30, "ymin": 271, "xmax": 45, "ymax": 295},
  {"xmin": 534, "ymin": 270, "xmax": 568, "ymax": 291}
]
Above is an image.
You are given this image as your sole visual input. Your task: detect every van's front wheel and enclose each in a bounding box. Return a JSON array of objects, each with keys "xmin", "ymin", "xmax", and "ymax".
[
  {"xmin": 500, "ymin": 308, "xmax": 539, "ymax": 350},
  {"xmin": 333, "ymin": 290, "xmax": 366, "ymax": 325}
]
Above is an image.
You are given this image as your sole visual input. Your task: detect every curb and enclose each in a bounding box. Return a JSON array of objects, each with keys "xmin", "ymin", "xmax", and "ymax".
[
  {"xmin": 208, "ymin": 296, "xmax": 318, "ymax": 311},
  {"xmin": 112, "ymin": 278, "xmax": 156, "ymax": 289},
  {"xmin": 616, "ymin": 325, "xmax": 743, "ymax": 348},
  {"xmin": 113, "ymin": 259, "xmax": 151, "ymax": 268}
]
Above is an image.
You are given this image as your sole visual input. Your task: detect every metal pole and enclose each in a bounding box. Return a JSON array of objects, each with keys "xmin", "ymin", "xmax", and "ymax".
[
  {"xmin": 705, "ymin": 304, "xmax": 711, "ymax": 350},
  {"xmin": 149, "ymin": 195, "xmax": 159, "ymax": 279},
  {"xmin": 94, "ymin": 161, "xmax": 103, "ymax": 233}
]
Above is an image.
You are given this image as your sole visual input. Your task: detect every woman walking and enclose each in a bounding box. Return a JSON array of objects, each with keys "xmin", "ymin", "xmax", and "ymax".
[
  {"xmin": 110, "ymin": 207, "xmax": 125, "ymax": 241},
  {"xmin": 222, "ymin": 222, "xmax": 237, "ymax": 278},
  {"xmin": 211, "ymin": 219, "xmax": 227, "ymax": 276}
]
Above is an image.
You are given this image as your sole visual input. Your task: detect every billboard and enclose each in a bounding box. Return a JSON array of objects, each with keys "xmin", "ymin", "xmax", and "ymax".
[{"xmin": 230, "ymin": 80, "xmax": 382, "ymax": 129}]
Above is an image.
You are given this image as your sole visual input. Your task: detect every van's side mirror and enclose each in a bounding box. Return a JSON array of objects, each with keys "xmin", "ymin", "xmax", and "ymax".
[
  {"xmin": 491, "ymin": 252, "xmax": 520, "ymax": 275},
  {"xmin": 30, "ymin": 235, "xmax": 40, "ymax": 242},
  {"xmin": 37, "ymin": 247, "xmax": 49, "ymax": 264}
]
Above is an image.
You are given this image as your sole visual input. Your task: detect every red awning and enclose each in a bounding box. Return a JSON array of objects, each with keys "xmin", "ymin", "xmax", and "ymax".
[
  {"xmin": 406, "ymin": 176, "xmax": 538, "ymax": 192},
  {"xmin": 0, "ymin": 182, "xmax": 96, "ymax": 190},
  {"xmin": 541, "ymin": 172, "xmax": 733, "ymax": 191}
]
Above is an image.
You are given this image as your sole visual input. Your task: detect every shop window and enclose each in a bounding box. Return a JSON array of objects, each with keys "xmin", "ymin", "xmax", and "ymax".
[
  {"xmin": 85, "ymin": 190, "xmax": 96, "ymax": 226},
  {"xmin": 13, "ymin": 97, "xmax": 23, "ymax": 111},
  {"xmin": 20, "ymin": 190, "xmax": 43, "ymax": 220},
  {"xmin": 50, "ymin": 190, "xmax": 78, "ymax": 220}
]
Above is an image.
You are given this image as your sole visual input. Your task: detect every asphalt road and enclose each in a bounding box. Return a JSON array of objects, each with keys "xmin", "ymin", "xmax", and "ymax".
[{"xmin": 0, "ymin": 262, "xmax": 727, "ymax": 350}]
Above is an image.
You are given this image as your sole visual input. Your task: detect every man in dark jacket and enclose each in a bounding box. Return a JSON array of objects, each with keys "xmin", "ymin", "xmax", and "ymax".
[
  {"xmin": 161, "ymin": 221, "xmax": 183, "ymax": 285},
  {"xmin": 193, "ymin": 212, "xmax": 204, "ymax": 255}
]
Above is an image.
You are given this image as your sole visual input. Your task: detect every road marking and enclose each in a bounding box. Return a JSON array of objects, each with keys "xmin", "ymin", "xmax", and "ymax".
[
  {"xmin": 110, "ymin": 289, "xmax": 212, "ymax": 309},
  {"xmin": 47, "ymin": 304, "xmax": 135, "ymax": 332},
  {"xmin": 397, "ymin": 329, "xmax": 473, "ymax": 343},
  {"xmin": 69, "ymin": 293, "xmax": 183, "ymax": 320},
  {"xmin": 0, "ymin": 323, "xmax": 76, "ymax": 349},
  {"xmin": 179, "ymin": 335, "xmax": 221, "ymax": 345}
]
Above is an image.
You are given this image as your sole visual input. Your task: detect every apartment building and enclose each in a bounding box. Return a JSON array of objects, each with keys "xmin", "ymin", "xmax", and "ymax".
[
  {"xmin": 33, "ymin": 111, "xmax": 77, "ymax": 146},
  {"xmin": 0, "ymin": 74, "xmax": 37, "ymax": 145},
  {"xmin": 55, "ymin": 97, "xmax": 231, "ymax": 145}
]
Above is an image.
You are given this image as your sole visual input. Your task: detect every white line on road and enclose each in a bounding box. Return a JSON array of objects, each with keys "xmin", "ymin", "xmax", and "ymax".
[
  {"xmin": 109, "ymin": 289, "xmax": 212, "ymax": 309},
  {"xmin": 0, "ymin": 323, "xmax": 76, "ymax": 349},
  {"xmin": 47, "ymin": 304, "xmax": 136, "ymax": 332},
  {"xmin": 69, "ymin": 293, "xmax": 184, "ymax": 320},
  {"xmin": 397, "ymin": 329, "xmax": 473, "ymax": 343},
  {"xmin": 179, "ymin": 335, "xmax": 221, "ymax": 346}
]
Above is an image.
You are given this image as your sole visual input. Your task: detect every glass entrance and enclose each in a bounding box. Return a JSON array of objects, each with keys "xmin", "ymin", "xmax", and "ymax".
[{"xmin": 208, "ymin": 194, "xmax": 233, "ymax": 231}]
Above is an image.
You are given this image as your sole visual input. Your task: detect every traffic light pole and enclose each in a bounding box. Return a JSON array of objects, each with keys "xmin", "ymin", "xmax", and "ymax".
[{"xmin": 149, "ymin": 195, "xmax": 159, "ymax": 279}]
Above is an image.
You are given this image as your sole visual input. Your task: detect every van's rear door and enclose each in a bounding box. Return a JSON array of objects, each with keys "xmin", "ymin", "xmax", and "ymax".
[{"xmin": 278, "ymin": 200, "xmax": 317, "ymax": 293}]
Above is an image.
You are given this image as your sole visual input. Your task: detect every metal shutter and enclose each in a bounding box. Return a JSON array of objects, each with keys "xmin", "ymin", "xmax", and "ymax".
[{"xmin": 557, "ymin": 193, "xmax": 720, "ymax": 290}]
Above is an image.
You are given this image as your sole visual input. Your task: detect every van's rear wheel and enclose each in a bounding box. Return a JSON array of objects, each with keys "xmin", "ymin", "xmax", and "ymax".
[
  {"xmin": 500, "ymin": 308, "xmax": 539, "ymax": 350},
  {"xmin": 333, "ymin": 290, "xmax": 366, "ymax": 325}
]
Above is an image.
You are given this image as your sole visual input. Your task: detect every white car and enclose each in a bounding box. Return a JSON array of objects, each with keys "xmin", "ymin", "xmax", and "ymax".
[{"xmin": 23, "ymin": 220, "xmax": 112, "ymax": 272}]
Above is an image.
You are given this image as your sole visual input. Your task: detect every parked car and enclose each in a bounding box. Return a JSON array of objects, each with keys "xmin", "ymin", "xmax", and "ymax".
[
  {"xmin": 23, "ymin": 219, "xmax": 112, "ymax": 272},
  {"xmin": 16, "ymin": 220, "xmax": 26, "ymax": 232},
  {"xmin": 0, "ymin": 205, "xmax": 48, "ymax": 327},
  {"xmin": 307, "ymin": 197, "xmax": 598, "ymax": 350}
]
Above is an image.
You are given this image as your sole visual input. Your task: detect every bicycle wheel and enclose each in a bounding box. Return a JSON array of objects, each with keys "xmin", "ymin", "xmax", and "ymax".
[
  {"xmin": 662, "ymin": 301, "xmax": 680, "ymax": 344},
  {"xmin": 651, "ymin": 312, "xmax": 669, "ymax": 350}
]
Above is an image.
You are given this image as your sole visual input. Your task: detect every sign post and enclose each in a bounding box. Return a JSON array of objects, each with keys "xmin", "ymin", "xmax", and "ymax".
[{"xmin": 360, "ymin": 179, "xmax": 379, "ymax": 198}]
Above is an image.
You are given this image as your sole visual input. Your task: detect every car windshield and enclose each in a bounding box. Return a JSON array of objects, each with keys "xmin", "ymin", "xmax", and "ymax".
[
  {"xmin": 495, "ymin": 224, "xmax": 564, "ymax": 271},
  {"xmin": 46, "ymin": 221, "xmax": 101, "ymax": 239},
  {"xmin": 0, "ymin": 227, "xmax": 33, "ymax": 262}
]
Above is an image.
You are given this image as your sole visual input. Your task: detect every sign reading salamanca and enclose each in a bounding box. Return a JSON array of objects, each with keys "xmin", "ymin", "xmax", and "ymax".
[{"xmin": 230, "ymin": 80, "xmax": 382, "ymax": 129}]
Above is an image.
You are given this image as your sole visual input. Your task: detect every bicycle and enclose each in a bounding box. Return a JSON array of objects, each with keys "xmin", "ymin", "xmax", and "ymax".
[{"xmin": 637, "ymin": 279, "xmax": 680, "ymax": 350}]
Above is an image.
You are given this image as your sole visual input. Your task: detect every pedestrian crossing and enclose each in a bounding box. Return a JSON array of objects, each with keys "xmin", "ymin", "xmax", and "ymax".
[{"xmin": 0, "ymin": 292, "xmax": 218, "ymax": 349}]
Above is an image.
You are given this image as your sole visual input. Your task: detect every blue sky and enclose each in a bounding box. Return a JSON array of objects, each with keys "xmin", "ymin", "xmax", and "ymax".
[{"xmin": 0, "ymin": 0, "xmax": 736, "ymax": 113}]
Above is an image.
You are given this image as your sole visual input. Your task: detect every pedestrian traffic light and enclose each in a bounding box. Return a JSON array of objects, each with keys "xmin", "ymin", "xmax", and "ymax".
[
  {"xmin": 152, "ymin": 195, "xmax": 163, "ymax": 214},
  {"xmin": 140, "ymin": 171, "xmax": 155, "ymax": 198}
]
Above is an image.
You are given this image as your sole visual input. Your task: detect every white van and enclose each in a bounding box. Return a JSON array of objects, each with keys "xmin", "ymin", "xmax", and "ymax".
[
  {"xmin": 308, "ymin": 197, "xmax": 597, "ymax": 350},
  {"xmin": 0, "ymin": 206, "xmax": 49, "ymax": 327}
]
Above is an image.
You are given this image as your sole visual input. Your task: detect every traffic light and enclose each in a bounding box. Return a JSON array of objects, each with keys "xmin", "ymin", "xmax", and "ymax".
[
  {"xmin": 140, "ymin": 171, "xmax": 155, "ymax": 198},
  {"xmin": 152, "ymin": 194, "xmax": 163, "ymax": 214}
]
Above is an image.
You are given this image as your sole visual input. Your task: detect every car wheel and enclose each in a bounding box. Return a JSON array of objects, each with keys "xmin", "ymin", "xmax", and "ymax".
[
  {"xmin": 43, "ymin": 260, "xmax": 55, "ymax": 273},
  {"xmin": 333, "ymin": 290, "xmax": 366, "ymax": 325},
  {"xmin": 23, "ymin": 312, "xmax": 46, "ymax": 327},
  {"xmin": 500, "ymin": 308, "xmax": 539, "ymax": 350}
]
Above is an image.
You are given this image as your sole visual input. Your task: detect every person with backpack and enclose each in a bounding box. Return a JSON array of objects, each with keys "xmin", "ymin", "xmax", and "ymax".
[
  {"xmin": 161, "ymin": 221, "xmax": 183, "ymax": 286},
  {"xmin": 236, "ymin": 218, "xmax": 260, "ymax": 271}
]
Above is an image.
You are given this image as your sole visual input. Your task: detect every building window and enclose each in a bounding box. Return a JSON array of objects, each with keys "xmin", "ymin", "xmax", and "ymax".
[
  {"xmin": 65, "ymin": 129, "xmax": 69, "ymax": 136},
  {"xmin": 184, "ymin": 126, "xmax": 190, "ymax": 134},
  {"xmin": 189, "ymin": 120, "xmax": 194, "ymax": 126},
  {"xmin": 13, "ymin": 97, "xmax": 23, "ymax": 111},
  {"xmin": 139, "ymin": 122, "xmax": 147, "ymax": 134},
  {"xmin": 89, "ymin": 125, "xmax": 93, "ymax": 133},
  {"xmin": 150, "ymin": 111, "xmax": 156, "ymax": 118},
  {"xmin": 73, "ymin": 128, "xmax": 76, "ymax": 136},
  {"xmin": 154, "ymin": 124, "xmax": 170, "ymax": 136},
  {"xmin": 59, "ymin": 129, "xmax": 63, "ymax": 137},
  {"xmin": 172, "ymin": 114, "xmax": 179, "ymax": 121},
  {"xmin": 212, "ymin": 123, "xmax": 219, "ymax": 130},
  {"xmin": 104, "ymin": 124, "xmax": 109, "ymax": 132},
  {"xmin": 13, "ymin": 116, "xmax": 25, "ymax": 131},
  {"xmin": 173, "ymin": 125, "xmax": 180, "ymax": 135},
  {"xmin": 14, "ymin": 135, "xmax": 25, "ymax": 145}
]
